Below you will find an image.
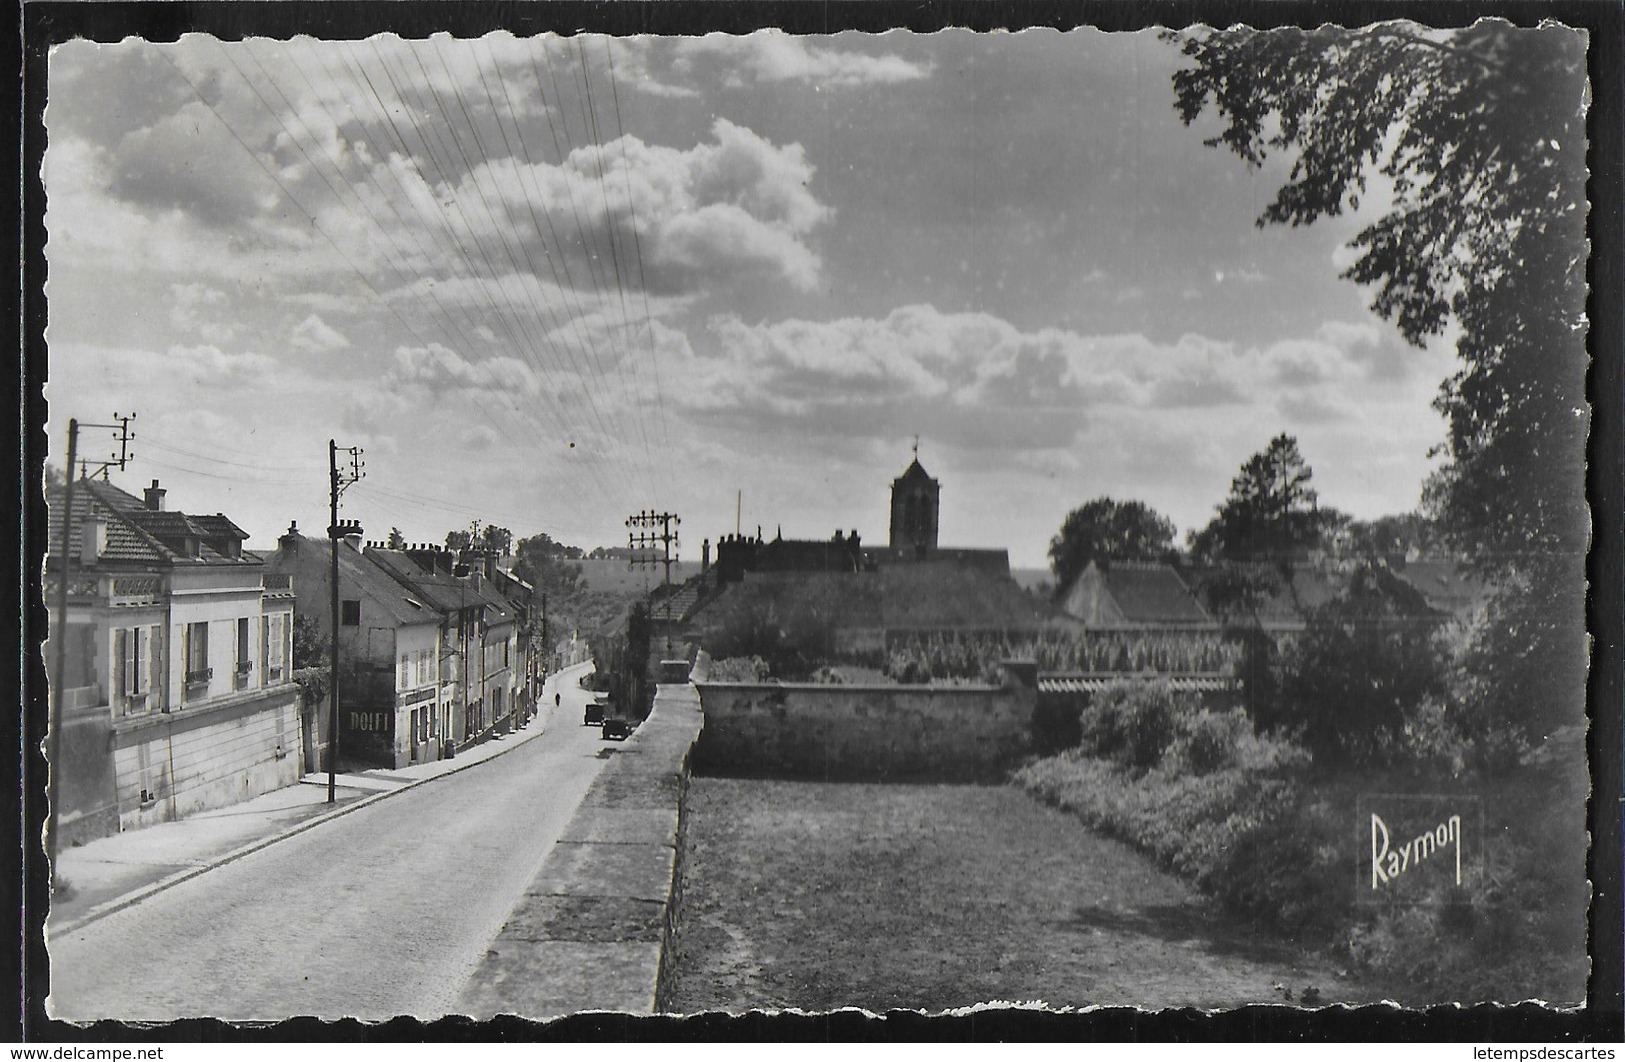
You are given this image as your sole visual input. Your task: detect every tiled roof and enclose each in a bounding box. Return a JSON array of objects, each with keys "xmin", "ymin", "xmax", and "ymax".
[
  {"xmin": 468, "ymin": 577, "xmax": 517, "ymax": 625},
  {"xmin": 366, "ymin": 549, "xmax": 472, "ymax": 614},
  {"xmin": 690, "ymin": 560, "xmax": 1061, "ymax": 634},
  {"xmin": 1180, "ymin": 564, "xmax": 1347, "ymax": 629},
  {"xmin": 1100, "ymin": 563, "xmax": 1212, "ymax": 625},
  {"xmin": 366, "ymin": 548, "xmax": 514, "ymax": 624},
  {"xmin": 878, "ymin": 561, "xmax": 1060, "ymax": 630},
  {"xmin": 272, "ymin": 535, "xmax": 439, "ymax": 626},
  {"xmin": 124, "ymin": 507, "xmax": 258, "ymax": 565},
  {"xmin": 46, "ymin": 482, "xmax": 168, "ymax": 566},
  {"xmin": 190, "ymin": 514, "xmax": 250, "ymax": 541},
  {"xmin": 1389, "ymin": 560, "xmax": 1487, "ymax": 617}
]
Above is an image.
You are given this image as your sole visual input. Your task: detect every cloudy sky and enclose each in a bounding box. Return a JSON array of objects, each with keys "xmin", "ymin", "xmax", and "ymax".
[{"xmin": 43, "ymin": 29, "xmax": 1456, "ymax": 569}]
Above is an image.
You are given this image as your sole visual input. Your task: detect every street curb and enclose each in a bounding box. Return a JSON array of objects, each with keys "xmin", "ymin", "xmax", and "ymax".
[{"xmin": 51, "ymin": 667, "xmax": 590, "ymax": 938}]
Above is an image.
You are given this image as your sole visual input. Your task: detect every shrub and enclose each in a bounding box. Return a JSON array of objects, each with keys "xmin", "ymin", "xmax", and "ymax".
[
  {"xmin": 1122, "ymin": 691, "xmax": 1176, "ymax": 769},
  {"xmin": 1077, "ymin": 680, "xmax": 1180, "ymax": 769},
  {"xmin": 707, "ymin": 656, "xmax": 772, "ymax": 682},
  {"xmin": 1018, "ymin": 678, "xmax": 1586, "ymax": 1003},
  {"xmin": 1077, "ymin": 693, "xmax": 1126, "ymax": 759},
  {"xmin": 1169, "ymin": 708, "xmax": 1250, "ymax": 774},
  {"xmin": 1015, "ymin": 709, "xmax": 1332, "ymax": 935}
]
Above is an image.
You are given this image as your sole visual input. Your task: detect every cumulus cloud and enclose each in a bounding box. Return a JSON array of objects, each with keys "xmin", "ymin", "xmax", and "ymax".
[
  {"xmin": 676, "ymin": 31, "xmax": 933, "ymax": 88},
  {"xmin": 168, "ymin": 344, "xmax": 282, "ymax": 388},
  {"xmin": 461, "ymin": 118, "xmax": 830, "ymax": 295},
  {"xmin": 106, "ymin": 100, "xmax": 281, "ymax": 228},
  {"xmin": 169, "ymin": 282, "xmax": 238, "ymax": 343},
  {"xmin": 460, "ymin": 424, "xmax": 501, "ymax": 451},
  {"xmin": 668, "ymin": 305, "xmax": 1434, "ymax": 460},
  {"xmin": 291, "ymin": 313, "xmax": 352, "ymax": 354},
  {"xmin": 387, "ymin": 342, "xmax": 544, "ymax": 397}
]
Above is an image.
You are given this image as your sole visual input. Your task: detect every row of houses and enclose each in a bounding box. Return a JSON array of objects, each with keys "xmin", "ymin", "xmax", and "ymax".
[
  {"xmin": 1056, "ymin": 556, "xmax": 1484, "ymax": 634},
  {"xmin": 44, "ymin": 477, "xmax": 551, "ymax": 844}
]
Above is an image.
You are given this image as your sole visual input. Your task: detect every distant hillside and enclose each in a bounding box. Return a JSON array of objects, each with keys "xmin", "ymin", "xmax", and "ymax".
[
  {"xmin": 566, "ymin": 558, "xmax": 699, "ymax": 595},
  {"xmin": 1010, "ymin": 567, "xmax": 1055, "ymax": 593}
]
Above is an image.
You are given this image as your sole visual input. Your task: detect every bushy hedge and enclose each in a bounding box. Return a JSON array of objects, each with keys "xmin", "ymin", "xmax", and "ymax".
[
  {"xmin": 1019, "ymin": 680, "xmax": 1330, "ymax": 931},
  {"xmin": 1015, "ymin": 679, "xmax": 1588, "ymax": 1003}
]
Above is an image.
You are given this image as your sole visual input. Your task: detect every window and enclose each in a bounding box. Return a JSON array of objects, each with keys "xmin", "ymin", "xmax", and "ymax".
[
  {"xmin": 341, "ymin": 600, "xmax": 361, "ymax": 626},
  {"xmin": 415, "ymin": 650, "xmax": 429, "ymax": 688},
  {"xmin": 235, "ymin": 617, "xmax": 252, "ymax": 688},
  {"xmin": 399, "ymin": 654, "xmax": 410, "ymax": 690},
  {"xmin": 183, "ymin": 621, "xmax": 210, "ymax": 698},
  {"xmin": 263, "ymin": 613, "xmax": 287, "ymax": 682},
  {"xmin": 112, "ymin": 627, "xmax": 152, "ymax": 715}
]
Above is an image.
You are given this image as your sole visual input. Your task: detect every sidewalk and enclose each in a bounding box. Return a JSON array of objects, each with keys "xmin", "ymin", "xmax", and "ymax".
[{"xmin": 50, "ymin": 663, "xmax": 593, "ymax": 936}]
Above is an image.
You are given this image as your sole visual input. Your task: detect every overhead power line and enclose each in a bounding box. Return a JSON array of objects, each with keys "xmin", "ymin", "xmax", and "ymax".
[{"xmin": 152, "ymin": 36, "xmax": 685, "ymax": 526}]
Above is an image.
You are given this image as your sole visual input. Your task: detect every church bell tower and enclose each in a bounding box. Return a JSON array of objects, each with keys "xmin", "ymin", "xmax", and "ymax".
[{"xmin": 888, "ymin": 441, "xmax": 940, "ymax": 554}]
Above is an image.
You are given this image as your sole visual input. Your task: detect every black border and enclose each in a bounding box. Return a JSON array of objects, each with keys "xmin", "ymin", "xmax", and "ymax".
[{"xmin": 12, "ymin": 0, "xmax": 1623, "ymax": 1043}]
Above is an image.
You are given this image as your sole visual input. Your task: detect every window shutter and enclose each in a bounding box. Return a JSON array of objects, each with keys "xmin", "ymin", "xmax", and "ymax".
[
  {"xmin": 132, "ymin": 628, "xmax": 147, "ymax": 695},
  {"xmin": 113, "ymin": 628, "xmax": 129, "ymax": 700},
  {"xmin": 149, "ymin": 626, "xmax": 163, "ymax": 706}
]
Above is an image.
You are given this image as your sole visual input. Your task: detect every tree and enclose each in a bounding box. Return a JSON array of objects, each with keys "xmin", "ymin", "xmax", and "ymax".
[
  {"xmin": 445, "ymin": 529, "xmax": 472, "ymax": 552},
  {"xmin": 481, "ymin": 525, "xmax": 513, "ymax": 556},
  {"xmin": 1048, "ymin": 497, "xmax": 1177, "ymax": 588},
  {"xmin": 292, "ymin": 613, "xmax": 328, "ymax": 670},
  {"xmin": 515, "ymin": 535, "xmax": 586, "ymax": 600},
  {"xmin": 1283, "ymin": 566, "xmax": 1450, "ymax": 766},
  {"xmin": 1168, "ymin": 23, "xmax": 1587, "ymax": 745},
  {"xmin": 386, "ymin": 527, "xmax": 406, "ymax": 549},
  {"xmin": 1340, "ymin": 512, "xmax": 1436, "ymax": 560},
  {"xmin": 1189, "ymin": 434, "xmax": 1329, "ymax": 563}
]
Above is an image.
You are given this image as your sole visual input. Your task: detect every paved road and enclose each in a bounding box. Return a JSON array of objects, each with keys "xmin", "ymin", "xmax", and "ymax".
[{"xmin": 48, "ymin": 667, "xmax": 612, "ymax": 1022}]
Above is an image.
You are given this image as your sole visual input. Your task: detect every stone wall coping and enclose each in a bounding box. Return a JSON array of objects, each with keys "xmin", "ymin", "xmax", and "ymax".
[
  {"xmin": 459, "ymin": 680, "xmax": 703, "ymax": 1019},
  {"xmin": 696, "ymin": 680, "xmax": 1006, "ymax": 693}
]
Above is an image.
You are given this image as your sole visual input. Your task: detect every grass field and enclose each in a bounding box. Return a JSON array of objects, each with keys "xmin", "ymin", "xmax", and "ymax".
[{"xmin": 665, "ymin": 778, "xmax": 1369, "ymax": 1014}]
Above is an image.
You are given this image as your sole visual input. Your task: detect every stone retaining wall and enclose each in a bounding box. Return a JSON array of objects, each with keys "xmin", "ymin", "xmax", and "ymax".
[
  {"xmin": 692, "ymin": 669, "xmax": 1037, "ymax": 782},
  {"xmin": 458, "ymin": 680, "xmax": 703, "ymax": 1019}
]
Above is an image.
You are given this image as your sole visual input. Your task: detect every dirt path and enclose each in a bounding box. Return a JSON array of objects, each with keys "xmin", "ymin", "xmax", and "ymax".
[{"xmin": 666, "ymin": 779, "xmax": 1370, "ymax": 1013}]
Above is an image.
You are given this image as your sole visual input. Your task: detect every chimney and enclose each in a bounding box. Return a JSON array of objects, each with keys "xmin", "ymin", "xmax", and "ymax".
[
  {"xmin": 144, "ymin": 479, "xmax": 166, "ymax": 512},
  {"xmin": 279, "ymin": 521, "xmax": 299, "ymax": 554},
  {"xmin": 79, "ymin": 518, "xmax": 107, "ymax": 564}
]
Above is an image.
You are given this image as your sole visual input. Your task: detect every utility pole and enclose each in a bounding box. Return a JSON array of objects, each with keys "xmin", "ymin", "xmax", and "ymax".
[
  {"xmin": 327, "ymin": 440, "xmax": 364, "ymax": 803},
  {"xmin": 48, "ymin": 413, "xmax": 135, "ymax": 893},
  {"xmin": 626, "ymin": 509, "xmax": 680, "ymax": 656}
]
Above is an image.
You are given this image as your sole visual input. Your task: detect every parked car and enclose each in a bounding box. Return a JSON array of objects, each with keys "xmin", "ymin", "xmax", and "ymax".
[
  {"xmin": 583, "ymin": 694, "xmax": 607, "ymax": 726},
  {"xmin": 601, "ymin": 717, "xmax": 633, "ymax": 741}
]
